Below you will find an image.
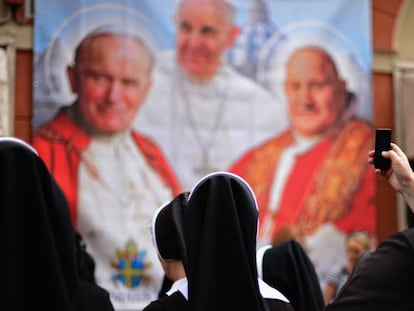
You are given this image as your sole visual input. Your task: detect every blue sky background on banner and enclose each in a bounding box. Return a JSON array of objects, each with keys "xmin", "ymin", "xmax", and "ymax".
[
  {"xmin": 235, "ymin": 0, "xmax": 371, "ymax": 73},
  {"xmin": 35, "ymin": 0, "xmax": 371, "ymax": 70},
  {"xmin": 34, "ymin": 0, "xmax": 176, "ymax": 54},
  {"xmin": 33, "ymin": 0, "xmax": 372, "ymax": 126}
]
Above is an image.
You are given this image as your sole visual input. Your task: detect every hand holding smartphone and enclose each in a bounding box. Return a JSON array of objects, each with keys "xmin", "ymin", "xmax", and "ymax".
[{"xmin": 374, "ymin": 128, "xmax": 391, "ymax": 169}]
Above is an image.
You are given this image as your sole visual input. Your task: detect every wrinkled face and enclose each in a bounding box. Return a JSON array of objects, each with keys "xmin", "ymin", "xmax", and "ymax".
[
  {"xmin": 68, "ymin": 35, "xmax": 152, "ymax": 134},
  {"xmin": 175, "ymin": 0, "xmax": 238, "ymax": 81},
  {"xmin": 283, "ymin": 48, "xmax": 347, "ymax": 138}
]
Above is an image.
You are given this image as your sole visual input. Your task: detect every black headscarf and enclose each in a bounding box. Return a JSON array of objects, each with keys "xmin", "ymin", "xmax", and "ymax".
[
  {"xmin": 257, "ymin": 239, "xmax": 324, "ymax": 311},
  {"xmin": 183, "ymin": 171, "xmax": 268, "ymax": 311},
  {"xmin": 0, "ymin": 137, "xmax": 86, "ymax": 310},
  {"xmin": 152, "ymin": 192, "xmax": 189, "ymax": 261}
]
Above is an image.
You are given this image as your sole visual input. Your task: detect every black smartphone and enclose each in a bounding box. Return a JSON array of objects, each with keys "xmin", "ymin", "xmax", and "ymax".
[{"xmin": 374, "ymin": 128, "xmax": 391, "ymax": 169}]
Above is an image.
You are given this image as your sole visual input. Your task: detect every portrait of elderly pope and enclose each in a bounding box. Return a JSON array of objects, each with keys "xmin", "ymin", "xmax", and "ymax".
[
  {"xmin": 134, "ymin": 0, "xmax": 288, "ymax": 190},
  {"xmin": 229, "ymin": 45, "xmax": 376, "ymax": 286}
]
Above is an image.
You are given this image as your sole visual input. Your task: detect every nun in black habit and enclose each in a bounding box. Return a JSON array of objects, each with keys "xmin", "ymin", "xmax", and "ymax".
[
  {"xmin": 257, "ymin": 240, "xmax": 325, "ymax": 311},
  {"xmin": 144, "ymin": 171, "xmax": 294, "ymax": 311},
  {"xmin": 144, "ymin": 192, "xmax": 189, "ymax": 310},
  {"xmin": 0, "ymin": 137, "xmax": 114, "ymax": 311}
]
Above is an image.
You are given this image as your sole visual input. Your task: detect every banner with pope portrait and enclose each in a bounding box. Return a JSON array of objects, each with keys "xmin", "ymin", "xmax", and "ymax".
[{"xmin": 33, "ymin": 0, "xmax": 374, "ymax": 305}]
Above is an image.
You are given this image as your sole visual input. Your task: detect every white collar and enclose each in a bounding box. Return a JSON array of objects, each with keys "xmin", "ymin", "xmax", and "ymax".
[
  {"xmin": 166, "ymin": 277, "xmax": 188, "ymax": 299},
  {"xmin": 165, "ymin": 276, "xmax": 289, "ymax": 303},
  {"xmin": 258, "ymin": 278, "xmax": 289, "ymax": 303}
]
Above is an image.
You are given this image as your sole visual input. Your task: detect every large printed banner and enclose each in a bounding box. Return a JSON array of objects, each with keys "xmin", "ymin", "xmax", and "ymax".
[{"xmin": 33, "ymin": 0, "xmax": 374, "ymax": 309}]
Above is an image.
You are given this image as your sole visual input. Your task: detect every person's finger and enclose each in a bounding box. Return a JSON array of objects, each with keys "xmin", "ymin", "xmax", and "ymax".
[
  {"xmin": 368, "ymin": 150, "xmax": 375, "ymax": 165},
  {"xmin": 391, "ymin": 143, "xmax": 408, "ymax": 160},
  {"xmin": 382, "ymin": 170, "xmax": 391, "ymax": 179}
]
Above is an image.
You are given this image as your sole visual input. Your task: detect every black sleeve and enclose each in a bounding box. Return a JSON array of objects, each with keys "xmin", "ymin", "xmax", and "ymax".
[
  {"xmin": 79, "ymin": 280, "xmax": 115, "ymax": 311},
  {"xmin": 326, "ymin": 228, "xmax": 414, "ymax": 311},
  {"xmin": 142, "ymin": 292, "xmax": 189, "ymax": 311},
  {"xmin": 265, "ymin": 298, "xmax": 296, "ymax": 311},
  {"xmin": 143, "ymin": 301, "xmax": 167, "ymax": 311}
]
